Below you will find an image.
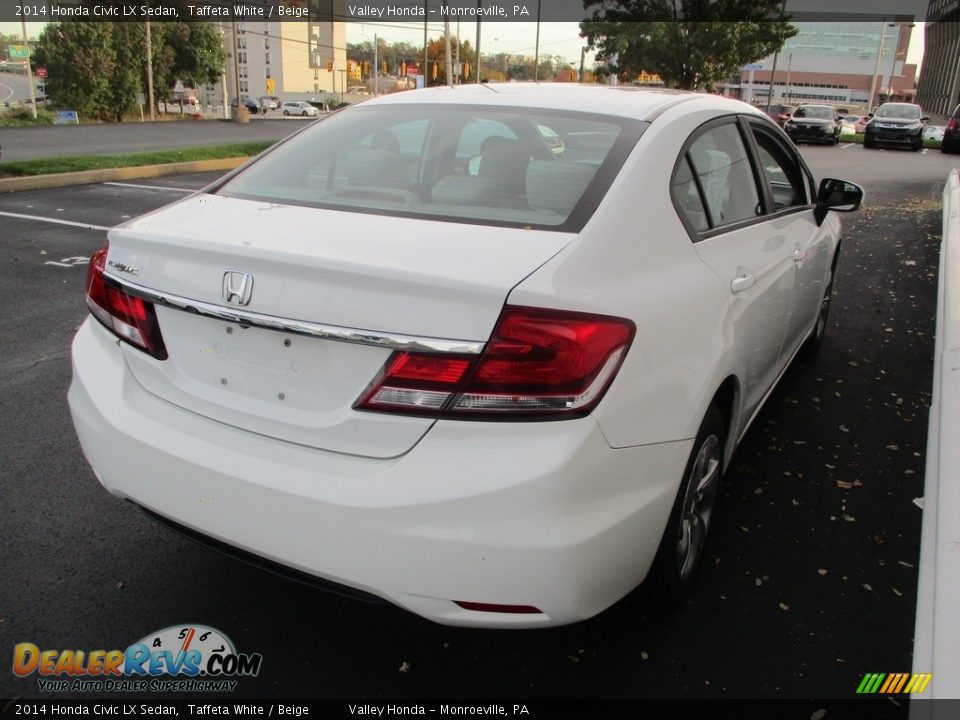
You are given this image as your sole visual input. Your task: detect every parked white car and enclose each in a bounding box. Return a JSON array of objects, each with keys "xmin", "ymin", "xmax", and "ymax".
[
  {"xmin": 69, "ymin": 85, "xmax": 863, "ymax": 627},
  {"xmin": 281, "ymin": 101, "xmax": 319, "ymax": 117}
]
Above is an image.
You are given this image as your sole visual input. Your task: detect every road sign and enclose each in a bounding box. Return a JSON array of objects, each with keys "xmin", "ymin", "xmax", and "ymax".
[
  {"xmin": 35, "ymin": 67, "xmax": 47, "ymax": 79},
  {"xmin": 407, "ymin": 66, "xmax": 418, "ymax": 77},
  {"xmin": 55, "ymin": 110, "xmax": 79, "ymax": 125},
  {"xmin": 742, "ymin": 63, "xmax": 764, "ymax": 71},
  {"xmin": 8, "ymin": 45, "xmax": 29, "ymax": 59}
]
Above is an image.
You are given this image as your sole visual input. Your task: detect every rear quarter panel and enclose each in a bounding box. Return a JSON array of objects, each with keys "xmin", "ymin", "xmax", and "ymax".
[{"xmin": 509, "ymin": 100, "xmax": 749, "ymax": 448}]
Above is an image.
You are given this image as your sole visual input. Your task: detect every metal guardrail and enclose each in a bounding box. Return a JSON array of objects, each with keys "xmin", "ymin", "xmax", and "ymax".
[{"xmin": 911, "ymin": 169, "xmax": 960, "ymax": 707}]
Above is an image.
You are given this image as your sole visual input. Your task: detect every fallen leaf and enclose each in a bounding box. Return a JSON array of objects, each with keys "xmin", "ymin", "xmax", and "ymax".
[
  {"xmin": 913, "ymin": 497, "xmax": 924, "ymax": 509},
  {"xmin": 398, "ymin": 661, "xmax": 411, "ymax": 673},
  {"xmin": 817, "ymin": 569, "xmax": 828, "ymax": 576},
  {"xmin": 779, "ymin": 602, "xmax": 790, "ymax": 611}
]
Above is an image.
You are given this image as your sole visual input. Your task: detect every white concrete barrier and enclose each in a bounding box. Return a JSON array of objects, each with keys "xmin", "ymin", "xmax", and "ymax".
[{"xmin": 911, "ymin": 169, "xmax": 960, "ymax": 709}]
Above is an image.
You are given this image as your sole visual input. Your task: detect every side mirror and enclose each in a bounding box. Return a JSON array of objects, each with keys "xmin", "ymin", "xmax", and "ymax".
[
  {"xmin": 814, "ymin": 178, "xmax": 864, "ymax": 226},
  {"xmin": 921, "ymin": 116, "xmax": 931, "ymax": 123},
  {"xmin": 868, "ymin": 112, "xmax": 874, "ymax": 118}
]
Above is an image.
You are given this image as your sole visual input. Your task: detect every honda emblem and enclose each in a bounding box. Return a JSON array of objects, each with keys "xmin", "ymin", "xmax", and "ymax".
[{"xmin": 222, "ymin": 271, "xmax": 254, "ymax": 306}]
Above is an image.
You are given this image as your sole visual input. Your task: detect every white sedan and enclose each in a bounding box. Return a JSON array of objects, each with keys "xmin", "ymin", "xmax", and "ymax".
[
  {"xmin": 281, "ymin": 101, "xmax": 319, "ymax": 117},
  {"xmin": 69, "ymin": 85, "xmax": 863, "ymax": 627}
]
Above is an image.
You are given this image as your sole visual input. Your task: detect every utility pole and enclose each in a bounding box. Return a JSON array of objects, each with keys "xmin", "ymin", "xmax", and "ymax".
[
  {"xmin": 533, "ymin": 0, "xmax": 541, "ymax": 81},
  {"xmin": 145, "ymin": 20, "xmax": 156, "ymax": 121},
  {"xmin": 231, "ymin": 19, "xmax": 241, "ymax": 118},
  {"xmin": 443, "ymin": 3, "xmax": 452, "ymax": 87},
  {"xmin": 785, "ymin": 53, "xmax": 792, "ymax": 104},
  {"xmin": 765, "ymin": 0, "xmax": 788, "ymax": 114},
  {"xmin": 868, "ymin": 21, "xmax": 889, "ymax": 114},
  {"xmin": 579, "ymin": 46, "xmax": 587, "ymax": 83},
  {"xmin": 423, "ymin": 0, "xmax": 429, "ymax": 86},
  {"xmin": 21, "ymin": 18, "xmax": 37, "ymax": 120},
  {"xmin": 218, "ymin": 22, "xmax": 229, "ymax": 119},
  {"xmin": 373, "ymin": 33, "xmax": 378, "ymax": 96},
  {"xmin": 475, "ymin": 2, "xmax": 482, "ymax": 83}
]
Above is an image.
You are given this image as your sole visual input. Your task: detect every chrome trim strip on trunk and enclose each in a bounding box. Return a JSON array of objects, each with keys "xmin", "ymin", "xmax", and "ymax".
[{"xmin": 103, "ymin": 272, "xmax": 486, "ymax": 355}]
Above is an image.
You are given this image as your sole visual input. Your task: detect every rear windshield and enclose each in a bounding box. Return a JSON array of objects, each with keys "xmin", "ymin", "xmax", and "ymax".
[
  {"xmin": 875, "ymin": 104, "xmax": 921, "ymax": 120},
  {"xmin": 794, "ymin": 106, "xmax": 833, "ymax": 119},
  {"xmin": 217, "ymin": 104, "xmax": 645, "ymax": 232}
]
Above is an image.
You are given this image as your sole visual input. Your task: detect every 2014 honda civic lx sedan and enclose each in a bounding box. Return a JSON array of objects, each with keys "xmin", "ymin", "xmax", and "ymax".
[{"xmin": 69, "ymin": 85, "xmax": 863, "ymax": 627}]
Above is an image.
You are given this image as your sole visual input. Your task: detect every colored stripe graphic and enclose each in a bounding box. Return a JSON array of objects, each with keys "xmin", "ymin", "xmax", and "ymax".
[
  {"xmin": 857, "ymin": 673, "xmax": 932, "ymax": 694},
  {"xmin": 857, "ymin": 673, "xmax": 886, "ymax": 694}
]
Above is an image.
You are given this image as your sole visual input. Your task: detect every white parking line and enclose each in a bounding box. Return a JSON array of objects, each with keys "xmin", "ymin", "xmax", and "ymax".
[
  {"xmin": 923, "ymin": 149, "xmax": 928, "ymax": 155},
  {"xmin": 841, "ymin": 143, "xmax": 855, "ymax": 149},
  {"xmin": 0, "ymin": 210, "xmax": 110, "ymax": 231},
  {"xmin": 103, "ymin": 182, "xmax": 195, "ymax": 193}
]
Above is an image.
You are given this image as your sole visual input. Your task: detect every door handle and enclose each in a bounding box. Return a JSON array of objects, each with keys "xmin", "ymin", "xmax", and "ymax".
[
  {"xmin": 730, "ymin": 274, "xmax": 755, "ymax": 294},
  {"xmin": 793, "ymin": 248, "xmax": 806, "ymax": 262}
]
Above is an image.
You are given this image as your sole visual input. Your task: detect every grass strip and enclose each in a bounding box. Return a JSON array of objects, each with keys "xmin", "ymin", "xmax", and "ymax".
[{"xmin": 0, "ymin": 142, "xmax": 273, "ymax": 177}]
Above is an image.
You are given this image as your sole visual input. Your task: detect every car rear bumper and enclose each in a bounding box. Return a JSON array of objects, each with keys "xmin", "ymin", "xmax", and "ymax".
[{"xmin": 69, "ymin": 319, "xmax": 691, "ymax": 627}]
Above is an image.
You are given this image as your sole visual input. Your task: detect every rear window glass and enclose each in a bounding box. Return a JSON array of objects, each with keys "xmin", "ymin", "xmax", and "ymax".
[{"xmin": 217, "ymin": 105, "xmax": 645, "ymax": 231}]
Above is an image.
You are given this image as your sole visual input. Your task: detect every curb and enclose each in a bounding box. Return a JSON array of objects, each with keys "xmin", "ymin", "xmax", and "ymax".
[{"xmin": 0, "ymin": 157, "xmax": 249, "ymax": 193}]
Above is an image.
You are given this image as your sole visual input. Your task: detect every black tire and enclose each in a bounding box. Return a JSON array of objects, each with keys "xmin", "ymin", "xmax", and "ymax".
[
  {"xmin": 302, "ymin": 110, "xmax": 308, "ymax": 116},
  {"xmin": 645, "ymin": 403, "xmax": 726, "ymax": 606},
  {"xmin": 864, "ymin": 137, "xmax": 876, "ymax": 148},
  {"xmin": 283, "ymin": 110, "xmax": 289, "ymax": 116},
  {"xmin": 912, "ymin": 140, "xmax": 923, "ymax": 152},
  {"xmin": 833, "ymin": 131, "xmax": 840, "ymax": 145},
  {"xmin": 942, "ymin": 138, "xmax": 956, "ymax": 154},
  {"xmin": 801, "ymin": 247, "xmax": 840, "ymax": 359}
]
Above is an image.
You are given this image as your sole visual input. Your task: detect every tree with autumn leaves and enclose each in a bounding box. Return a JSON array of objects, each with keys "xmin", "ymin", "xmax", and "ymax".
[{"xmin": 581, "ymin": 0, "xmax": 797, "ymax": 91}]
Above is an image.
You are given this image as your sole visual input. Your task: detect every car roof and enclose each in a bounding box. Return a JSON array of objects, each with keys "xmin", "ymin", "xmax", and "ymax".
[
  {"xmin": 363, "ymin": 83, "xmax": 765, "ymax": 122},
  {"xmin": 878, "ymin": 102, "xmax": 921, "ymax": 109}
]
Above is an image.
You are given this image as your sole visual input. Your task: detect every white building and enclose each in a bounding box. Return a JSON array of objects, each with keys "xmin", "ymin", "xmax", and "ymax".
[{"xmin": 200, "ymin": 19, "xmax": 347, "ymax": 109}]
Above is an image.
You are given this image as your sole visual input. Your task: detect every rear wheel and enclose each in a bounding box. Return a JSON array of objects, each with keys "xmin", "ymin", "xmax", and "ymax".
[
  {"xmin": 283, "ymin": 110, "xmax": 290, "ymax": 116},
  {"xmin": 645, "ymin": 404, "xmax": 725, "ymax": 605},
  {"xmin": 864, "ymin": 137, "xmax": 876, "ymax": 148}
]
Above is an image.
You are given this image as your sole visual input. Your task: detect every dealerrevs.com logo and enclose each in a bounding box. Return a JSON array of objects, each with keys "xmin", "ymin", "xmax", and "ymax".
[{"xmin": 12, "ymin": 625, "xmax": 262, "ymax": 693}]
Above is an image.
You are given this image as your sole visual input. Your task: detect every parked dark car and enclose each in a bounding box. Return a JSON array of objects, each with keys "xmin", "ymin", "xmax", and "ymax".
[
  {"xmin": 783, "ymin": 104, "xmax": 842, "ymax": 145},
  {"xmin": 864, "ymin": 103, "xmax": 928, "ymax": 151},
  {"xmin": 942, "ymin": 104, "xmax": 960, "ymax": 154},
  {"xmin": 763, "ymin": 103, "xmax": 796, "ymax": 126},
  {"xmin": 231, "ymin": 97, "xmax": 263, "ymax": 114}
]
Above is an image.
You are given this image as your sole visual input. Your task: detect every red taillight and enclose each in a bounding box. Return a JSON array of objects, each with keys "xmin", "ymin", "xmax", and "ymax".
[
  {"xmin": 356, "ymin": 306, "xmax": 635, "ymax": 418},
  {"xmin": 949, "ymin": 119, "xmax": 958, "ymax": 131},
  {"xmin": 85, "ymin": 245, "xmax": 167, "ymax": 360},
  {"xmin": 454, "ymin": 601, "xmax": 543, "ymax": 614}
]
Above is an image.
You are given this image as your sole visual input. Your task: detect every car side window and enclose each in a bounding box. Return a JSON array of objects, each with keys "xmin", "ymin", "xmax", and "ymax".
[
  {"xmin": 672, "ymin": 157, "xmax": 709, "ymax": 232},
  {"xmin": 750, "ymin": 129, "xmax": 808, "ymax": 210},
  {"xmin": 687, "ymin": 123, "xmax": 762, "ymax": 228}
]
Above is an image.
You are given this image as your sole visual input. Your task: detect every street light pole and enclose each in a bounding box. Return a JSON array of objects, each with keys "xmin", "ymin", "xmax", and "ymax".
[
  {"xmin": 475, "ymin": 3, "xmax": 482, "ymax": 83},
  {"xmin": 765, "ymin": 0, "xmax": 788, "ymax": 114},
  {"xmin": 145, "ymin": 20, "xmax": 156, "ymax": 121},
  {"xmin": 21, "ymin": 18, "xmax": 37, "ymax": 120},
  {"xmin": 533, "ymin": 0, "xmax": 541, "ymax": 81},
  {"xmin": 868, "ymin": 21, "xmax": 890, "ymax": 114}
]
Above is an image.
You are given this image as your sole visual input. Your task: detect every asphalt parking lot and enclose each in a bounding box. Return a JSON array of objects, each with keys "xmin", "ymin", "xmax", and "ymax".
[{"xmin": 0, "ymin": 141, "xmax": 952, "ymax": 702}]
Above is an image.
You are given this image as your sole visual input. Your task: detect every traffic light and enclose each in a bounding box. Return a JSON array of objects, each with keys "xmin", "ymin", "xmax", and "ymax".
[
  {"xmin": 326, "ymin": 59, "xmax": 333, "ymax": 72},
  {"xmin": 401, "ymin": 61, "xmax": 407, "ymax": 77},
  {"xmin": 464, "ymin": 62, "xmax": 470, "ymax": 79},
  {"xmin": 432, "ymin": 62, "xmax": 438, "ymax": 81},
  {"xmin": 381, "ymin": 60, "xmax": 387, "ymax": 75},
  {"xmin": 569, "ymin": 70, "xmax": 576, "ymax": 82}
]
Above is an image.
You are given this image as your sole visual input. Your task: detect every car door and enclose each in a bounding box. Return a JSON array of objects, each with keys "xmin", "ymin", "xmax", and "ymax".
[
  {"xmin": 675, "ymin": 117, "xmax": 795, "ymax": 419},
  {"xmin": 745, "ymin": 120, "xmax": 832, "ymax": 363}
]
